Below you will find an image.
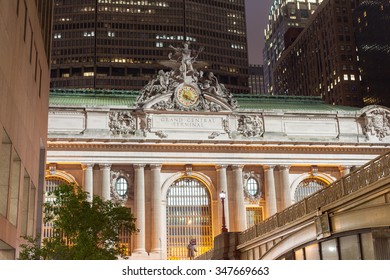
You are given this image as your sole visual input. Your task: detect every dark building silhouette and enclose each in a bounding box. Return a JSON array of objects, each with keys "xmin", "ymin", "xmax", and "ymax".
[
  {"xmin": 263, "ymin": 0, "xmax": 323, "ymax": 94},
  {"xmin": 273, "ymin": 0, "xmax": 363, "ymax": 107},
  {"xmin": 353, "ymin": 0, "xmax": 390, "ymax": 107},
  {"xmin": 50, "ymin": 0, "xmax": 249, "ymax": 93},
  {"xmin": 248, "ymin": 65, "xmax": 266, "ymax": 95}
]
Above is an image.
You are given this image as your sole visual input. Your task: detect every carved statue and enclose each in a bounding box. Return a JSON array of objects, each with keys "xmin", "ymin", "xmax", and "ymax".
[
  {"xmin": 168, "ymin": 42, "xmax": 204, "ymax": 79},
  {"xmin": 135, "ymin": 44, "xmax": 238, "ymax": 112}
]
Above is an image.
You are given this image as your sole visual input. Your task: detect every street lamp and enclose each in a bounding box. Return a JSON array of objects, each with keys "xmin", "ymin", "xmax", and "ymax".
[{"xmin": 219, "ymin": 191, "xmax": 228, "ymax": 233}]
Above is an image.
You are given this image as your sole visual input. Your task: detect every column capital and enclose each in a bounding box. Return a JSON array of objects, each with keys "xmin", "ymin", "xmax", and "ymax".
[
  {"xmin": 231, "ymin": 164, "xmax": 244, "ymax": 171},
  {"xmin": 133, "ymin": 164, "xmax": 146, "ymax": 169},
  {"xmin": 150, "ymin": 164, "xmax": 162, "ymax": 170},
  {"xmin": 99, "ymin": 163, "xmax": 111, "ymax": 170},
  {"xmin": 278, "ymin": 165, "xmax": 291, "ymax": 171},
  {"xmin": 263, "ymin": 165, "xmax": 275, "ymax": 171},
  {"xmin": 81, "ymin": 163, "xmax": 94, "ymax": 170},
  {"xmin": 215, "ymin": 164, "xmax": 228, "ymax": 171}
]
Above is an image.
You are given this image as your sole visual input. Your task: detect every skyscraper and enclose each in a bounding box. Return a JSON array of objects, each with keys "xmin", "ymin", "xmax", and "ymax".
[
  {"xmin": 353, "ymin": 0, "xmax": 390, "ymax": 107},
  {"xmin": 50, "ymin": 0, "xmax": 249, "ymax": 93},
  {"xmin": 263, "ymin": 0, "xmax": 323, "ymax": 94},
  {"xmin": 273, "ymin": 0, "xmax": 363, "ymax": 107}
]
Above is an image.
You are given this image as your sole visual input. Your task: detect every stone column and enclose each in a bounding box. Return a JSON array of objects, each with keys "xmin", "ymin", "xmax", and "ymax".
[
  {"xmin": 150, "ymin": 164, "xmax": 162, "ymax": 256},
  {"xmin": 231, "ymin": 165, "xmax": 246, "ymax": 231},
  {"xmin": 339, "ymin": 165, "xmax": 351, "ymax": 177},
  {"xmin": 263, "ymin": 165, "xmax": 277, "ymax": 218},
  {"xmin": 279, "ymin": 165, "xmax": 292, "ymax": 210},
  {"xmin": 99, "ymin": 164, "xmax": 111, "ymax": 200},
  {"xmin": 133, "ymin": 164, "xmax": 146, "ymax": 255},
  {"xmin": 82, "ymin": 163, "xmax": 94, "ymax": 202},
  {"xmin": 216, "ymin": 165, "xmax": 230, "ymax": 232}
]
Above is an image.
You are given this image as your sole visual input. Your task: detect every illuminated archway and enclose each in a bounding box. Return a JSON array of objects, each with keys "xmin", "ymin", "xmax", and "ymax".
[{"xmin": 166, "ymin": 177, "xmax": 213, "ymax": 260}]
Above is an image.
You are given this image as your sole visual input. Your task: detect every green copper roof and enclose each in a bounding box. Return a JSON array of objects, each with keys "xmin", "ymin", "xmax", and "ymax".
[{"xmin": 49, "ymin": 89, "xmax": 361, "ymax": 112}]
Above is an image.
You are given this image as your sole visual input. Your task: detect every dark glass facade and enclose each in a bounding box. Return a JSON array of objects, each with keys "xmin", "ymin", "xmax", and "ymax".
[
  {"xmin": 273, "ymin": 0, "xmax": 364, "ymax": 107},
  {"xmin": 50, "ymin": 0, "xmax": 249, "ymax": 93},
  {"xmin": 353, "ymin": 0, "xmax": 390, "ymax": 107}
]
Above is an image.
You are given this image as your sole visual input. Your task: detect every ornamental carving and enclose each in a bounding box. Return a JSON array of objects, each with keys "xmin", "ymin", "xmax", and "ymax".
[
  {"xmin": 237, "ymin": 115, "xmax": 264, "ymax": 137},
  {"xmin": 363, "ymin": 108, "xmax": 390, "ymax": 141},
  {"xmin": 109, "ymin": 111, "xmax": 136, "ymax": 135},
  {"xmin": 243, "ymin": 171, "xmax": 263, "ymax": 204},
  {"xmin": 135, "ymin": 42, "xmax": 238, "ymax": 112}
]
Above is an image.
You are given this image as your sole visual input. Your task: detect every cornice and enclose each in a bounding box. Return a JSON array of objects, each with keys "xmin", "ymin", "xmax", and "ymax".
[{"xmin": 46, "ymin": 141, "xmax": 390, "ymax": 155}]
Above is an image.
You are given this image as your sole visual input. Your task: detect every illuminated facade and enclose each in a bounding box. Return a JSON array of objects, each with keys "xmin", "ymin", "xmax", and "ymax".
[
  {"xmin": 0, "ymin": 1, "xmax": 53, "ymax": 259},
  {"xmin": 273, "ymin": 0, "xmax": 363, "ymax": 107},
  {"xmin": 353, "ymin": 0, "xmax": 390, "ymax": 107},
  {"xmin": 263, "ymin": 0, "xmax": 323, "ymax": 94},
  {"xmin": 50, "ymin": 0, "xmax": 249, "ymax": 93},
  {"xmin": 46, "ymin": 86, "xmax": 390, "ymax": 259}
]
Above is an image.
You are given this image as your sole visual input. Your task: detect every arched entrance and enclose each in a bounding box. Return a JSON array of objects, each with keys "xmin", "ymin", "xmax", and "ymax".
[{"xmin": 166, "ymin": 177, "xmax": 213, "ymax": 260}]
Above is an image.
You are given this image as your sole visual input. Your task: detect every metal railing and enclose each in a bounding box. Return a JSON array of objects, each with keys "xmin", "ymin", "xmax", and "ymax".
[{"xmin": 239, "ymin": 151, "xmax": 390, "ymax": 245}]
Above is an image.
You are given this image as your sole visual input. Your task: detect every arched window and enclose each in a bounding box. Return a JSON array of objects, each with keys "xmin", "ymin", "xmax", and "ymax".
[
  {"xmin": 115, "ymin": 177, "xmax": 128, "ymax": 197},
  {"xmin": 166, "ymin": 177, "xmax": 213, "ymax": 260},
  {"xmin": 294, "ymin": 177, "xmax": 329, "ymax": 202}
]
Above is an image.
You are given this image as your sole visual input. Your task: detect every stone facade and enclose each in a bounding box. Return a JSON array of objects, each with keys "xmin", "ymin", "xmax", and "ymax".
[{"xmin": 46, "ymin": 89, "xmax": 390, "ymax": 259}]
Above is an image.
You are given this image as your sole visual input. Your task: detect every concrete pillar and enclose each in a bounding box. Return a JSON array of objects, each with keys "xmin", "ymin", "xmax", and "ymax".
[
  {"xmin": 232, "ymin": 165, "xmax": 246, "ymax": 231},
  {"xmin": 279, "ymin": 165, "xmax": 291, "ymax": 210},
  {"xmin": 133, "ymin": 164, "xmax": 147, "ymax": 255},
  {"xmin": 216, "ymin": 165, "xmax": 230, "ymax": 233},
  {"xmin": 150, "ymin": 164, "xmax": 162, "ymax": 256},
  {"xmin": 82, "ymin": 163, "xmax": 94, "ymax": 202},
  {"xmin": 263, "ymin": 165, "xmax": 277, "ymax": 218},
  {"xmin": 99, "ymin": 164, "xmax": 111, "ymax": 200}
]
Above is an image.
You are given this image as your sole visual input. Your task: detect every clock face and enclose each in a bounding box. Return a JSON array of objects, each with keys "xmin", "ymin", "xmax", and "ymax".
[{"xmin": 176, "ymin": 85, "xmax": 200, "ymax": 107}]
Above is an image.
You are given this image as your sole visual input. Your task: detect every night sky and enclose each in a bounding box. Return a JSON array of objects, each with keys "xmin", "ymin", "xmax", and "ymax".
[{"xmin": 245, "ymin": 0, "xmax": 274, "ymax": 65}]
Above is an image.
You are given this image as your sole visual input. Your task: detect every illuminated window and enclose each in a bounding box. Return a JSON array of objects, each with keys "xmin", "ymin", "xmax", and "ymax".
[
  {"xmin": 115, "ymin": 177, "xmax": 128, "ymax": 197},
  {"xmin": 246, "ymin": 178, "xmax": 259, "ymax": 196},
  {"xmin": 166, "ymin": 177, "xmax": 213, "ymax": 260},
  {"xmin": 294, "ymin": 177, "xmax": 329, "ymax": 202},
  {"xmin": 246, "ymin": 206, "xmax": 263, "ymax": 228}
]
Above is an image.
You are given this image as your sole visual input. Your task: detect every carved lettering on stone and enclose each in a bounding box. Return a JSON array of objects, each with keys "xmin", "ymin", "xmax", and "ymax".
[
  {"xmin": 363, "ymin": 108, "xmax": 390, "ymax": 141},
  {"xmin": 237, "ymin": 115, "xmax": 264, "ymax": 138},
  {"xmin": 109, "ymin": 111, "xmax": 136, "ymax": 135}
]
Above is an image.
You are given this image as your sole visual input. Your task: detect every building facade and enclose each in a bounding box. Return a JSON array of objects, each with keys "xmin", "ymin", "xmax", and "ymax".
[
  {"xmin": 0, "ymin": 0, "xmax": 53, "ymax": 259},
  {"xmin": 45, "ymin": 52, "xmax": 390, "ymax": 259},
  {"xmin": 248, "ymin": 65, "xmax": 266, "ymax": 95},
  {"xmin": 263, "ymin": 0, "xmax": 323, "ymax": 94},
  {"xmin": 50, "ymin": 0, "xmax": 249, "ymax": 93},
  {"xmin": 273, "ymin": 0, "xmax": 363, "ymax": 107},
  {"xmin": 353, "ymin": 0, "xmax": 390, "ymax": 107}
]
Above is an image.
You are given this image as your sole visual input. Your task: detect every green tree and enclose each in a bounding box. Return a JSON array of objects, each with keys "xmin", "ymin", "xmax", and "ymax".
[{"xmin": 19, "ymin": 183, "xmax": 137, "ymax": 260}]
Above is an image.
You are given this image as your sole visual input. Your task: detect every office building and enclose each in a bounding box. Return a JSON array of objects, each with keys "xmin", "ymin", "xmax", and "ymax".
[
  {"xmin": 248, "ymin": 65, "xmax": 266, "ymax": 95},
  {"xmin": 50, "ymin": 0, "xmax": 249, "ymax": 93},
  {"xmin": 263, "ymin": 0, "xmax": 323, "ymax": 94},
  {"xmin": 0, "ymin": 0, "xmax": 53, "ymax": 259},
  {"xmin": 273, "ymin": 0, "xmax": 363, "ymax": 107},
  {"xmin": 353, "ymin": 0, "xmax": 390, "ymax": 107}
]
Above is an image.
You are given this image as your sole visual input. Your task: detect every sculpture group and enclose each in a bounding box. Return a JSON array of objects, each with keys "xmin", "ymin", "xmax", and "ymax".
[{"xmin": 136, "ymin": 42, "xmax": 238, "ymax": 111}]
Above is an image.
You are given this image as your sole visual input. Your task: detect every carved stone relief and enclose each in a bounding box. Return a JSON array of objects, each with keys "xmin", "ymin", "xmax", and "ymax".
[
  {"xmin": 237, "ymin": 115, "xmax": 264, "ymax": 138},
  {"xmin": 108, "ymin": 111, "xmax": 136, "ymax": 135},
  {"xmin": 363, "ymin": 108, "xmax": 390, "ymax": 141}
]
